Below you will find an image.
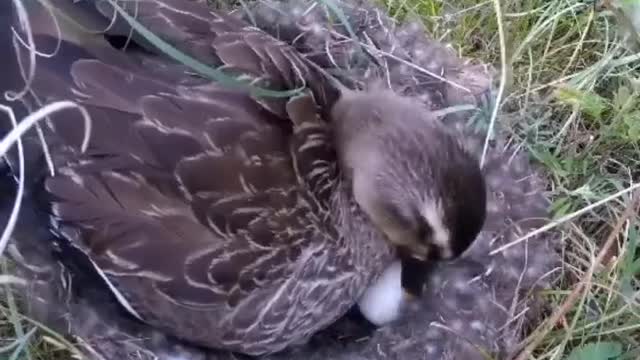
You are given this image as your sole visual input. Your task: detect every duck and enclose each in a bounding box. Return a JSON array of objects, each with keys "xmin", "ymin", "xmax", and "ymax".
[{"xmin": 0, "ymin": 0, "xmax": 490, "ymax": 357}]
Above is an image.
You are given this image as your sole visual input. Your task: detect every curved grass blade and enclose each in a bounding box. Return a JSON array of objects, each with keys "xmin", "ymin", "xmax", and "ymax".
[
  {"xmin": 317, "ymin": 0, "xmax": 365, "ymax": 53},
  {"xmin": 105, "ymin": 0, "xmax": 304, "ymax": 99},
  {"xmin": 8, "ymin": 327, "xmax": 37, "ymax": 360},
  {"xmin": 316, "ymin": 0, "xmax": 357, "ymax": 41}
]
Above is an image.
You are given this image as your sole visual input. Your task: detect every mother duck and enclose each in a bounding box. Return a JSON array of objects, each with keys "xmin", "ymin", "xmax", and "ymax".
[{"xmin": 0, "ymin": 0, "xmax": 487, "ymax": 356}]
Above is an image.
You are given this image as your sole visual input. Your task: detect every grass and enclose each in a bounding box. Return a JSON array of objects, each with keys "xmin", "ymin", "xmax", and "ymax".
[{"xmin": 1, "ymin": 0, "xmax": 640, "ymax": 359}]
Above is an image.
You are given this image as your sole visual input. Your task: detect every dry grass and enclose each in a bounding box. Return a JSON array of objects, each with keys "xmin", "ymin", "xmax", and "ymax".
[{"xmin": 1, "ymin": 0, "xmax": 640, "ymax": 359}]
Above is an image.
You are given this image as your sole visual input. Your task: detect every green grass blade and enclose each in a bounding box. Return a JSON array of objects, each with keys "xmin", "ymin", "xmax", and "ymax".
[{"xmin": 105, "ymin": 0, "xmax": 304, "ymax": 98}]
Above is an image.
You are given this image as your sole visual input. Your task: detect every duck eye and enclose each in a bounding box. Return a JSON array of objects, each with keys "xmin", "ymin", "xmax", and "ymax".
[
  {"xmin": 381, "ymin": 201, "xmax": 413, "ymax": 229},
  {"xmin": 416, "ymin": 218, "xmax": 433, "ymax": 244}
]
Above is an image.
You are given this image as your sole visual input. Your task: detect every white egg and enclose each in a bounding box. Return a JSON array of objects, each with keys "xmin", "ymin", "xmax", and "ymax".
[
  {"xmin": 357, "ymin": 260, "xmax": 405, "ymax": 326},
  {"xmin": 160, "ymin": 352, "xmax": 200, "ymax": 360},
  {"xmin": 163, "ymin": 356, "xmax": 189, "ymax": 360}
]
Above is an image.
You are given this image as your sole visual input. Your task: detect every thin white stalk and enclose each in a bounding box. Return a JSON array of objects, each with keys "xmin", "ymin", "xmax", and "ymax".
[
  {"xmin": 480, "ymin": 0, "xmax": 507, "ymax": 167},
  {"xmin": 491, "ymin": 182, "xmax": 640, "ymax": 255}
]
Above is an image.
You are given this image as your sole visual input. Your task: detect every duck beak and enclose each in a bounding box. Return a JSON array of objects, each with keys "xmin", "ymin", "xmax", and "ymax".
[
  {"xmin": 399, "ymin": 253, "xmax": 434, "ymax": 301},
  {"xmin": 402, "ymin": 288, "xmax": 419, "ymax": 301}
]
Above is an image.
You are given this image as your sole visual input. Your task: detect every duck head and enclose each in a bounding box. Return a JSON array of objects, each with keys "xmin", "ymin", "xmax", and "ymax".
[{"xmin": 331, "ymin": 88, "xmax": 487, "ymax": 296}]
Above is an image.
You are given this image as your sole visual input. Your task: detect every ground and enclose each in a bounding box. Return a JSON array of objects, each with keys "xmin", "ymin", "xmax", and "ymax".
[{"xmin": 1, "ymin": 0, "xmax": 640, "ymax": 359}]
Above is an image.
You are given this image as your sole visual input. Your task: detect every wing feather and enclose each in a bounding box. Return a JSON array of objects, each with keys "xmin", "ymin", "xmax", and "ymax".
[
  {"xmin": 35, "ymin": 55, "xmax": 312, "ymax": 315},
  {"xmin": 6, "ymin": 0, "xmax": 358, "ymax": 352}
]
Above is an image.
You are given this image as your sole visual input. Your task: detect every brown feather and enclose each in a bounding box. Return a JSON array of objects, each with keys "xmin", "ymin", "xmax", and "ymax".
[{"xmin": 4, "ymin": 0, "xmax": 381, "ymax": 354}]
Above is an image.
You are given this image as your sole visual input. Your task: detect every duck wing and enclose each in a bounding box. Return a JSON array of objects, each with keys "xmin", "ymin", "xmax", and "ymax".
[
  {"xmin": 33, "ymin": 0, "xmax": 338, "ymax": 115},
  {"xmin": 34, "ymin": 0, "xmax": 231, "ymax": 63},
  {"xmin": 3, "ymin": 1, "xmax": 360, "ymax": 354}
]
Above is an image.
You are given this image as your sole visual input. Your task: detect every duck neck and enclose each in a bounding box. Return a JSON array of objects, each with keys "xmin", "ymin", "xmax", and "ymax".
[{"xmin": 330, "ymin": 180, "xmax": 395, "ymax": 270}]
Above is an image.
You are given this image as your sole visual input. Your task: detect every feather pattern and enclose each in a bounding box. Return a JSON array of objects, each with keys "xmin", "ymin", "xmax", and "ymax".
[
  {"xmin": 0, "ymin": 0, "xmax": 559, "ymax": 359},
  {"xmin": 3, "ymin": 0, "xmax": 395, "ymax": 355}
]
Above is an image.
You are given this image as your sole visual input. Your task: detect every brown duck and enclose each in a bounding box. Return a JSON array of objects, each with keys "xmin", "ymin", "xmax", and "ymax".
[{"xmin": 0, "ymin": 0, "xmax": 489, "ymax": 356}]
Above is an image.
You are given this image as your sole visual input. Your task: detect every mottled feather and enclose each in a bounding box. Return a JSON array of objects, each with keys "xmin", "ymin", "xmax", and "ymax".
[
  {"xmin": 0, "ymin": 0, "xmax": 559, "ymax": 359},
  {"xmin": 2, "ymin": 0, "xmax": 389, "ymax": 354}
]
